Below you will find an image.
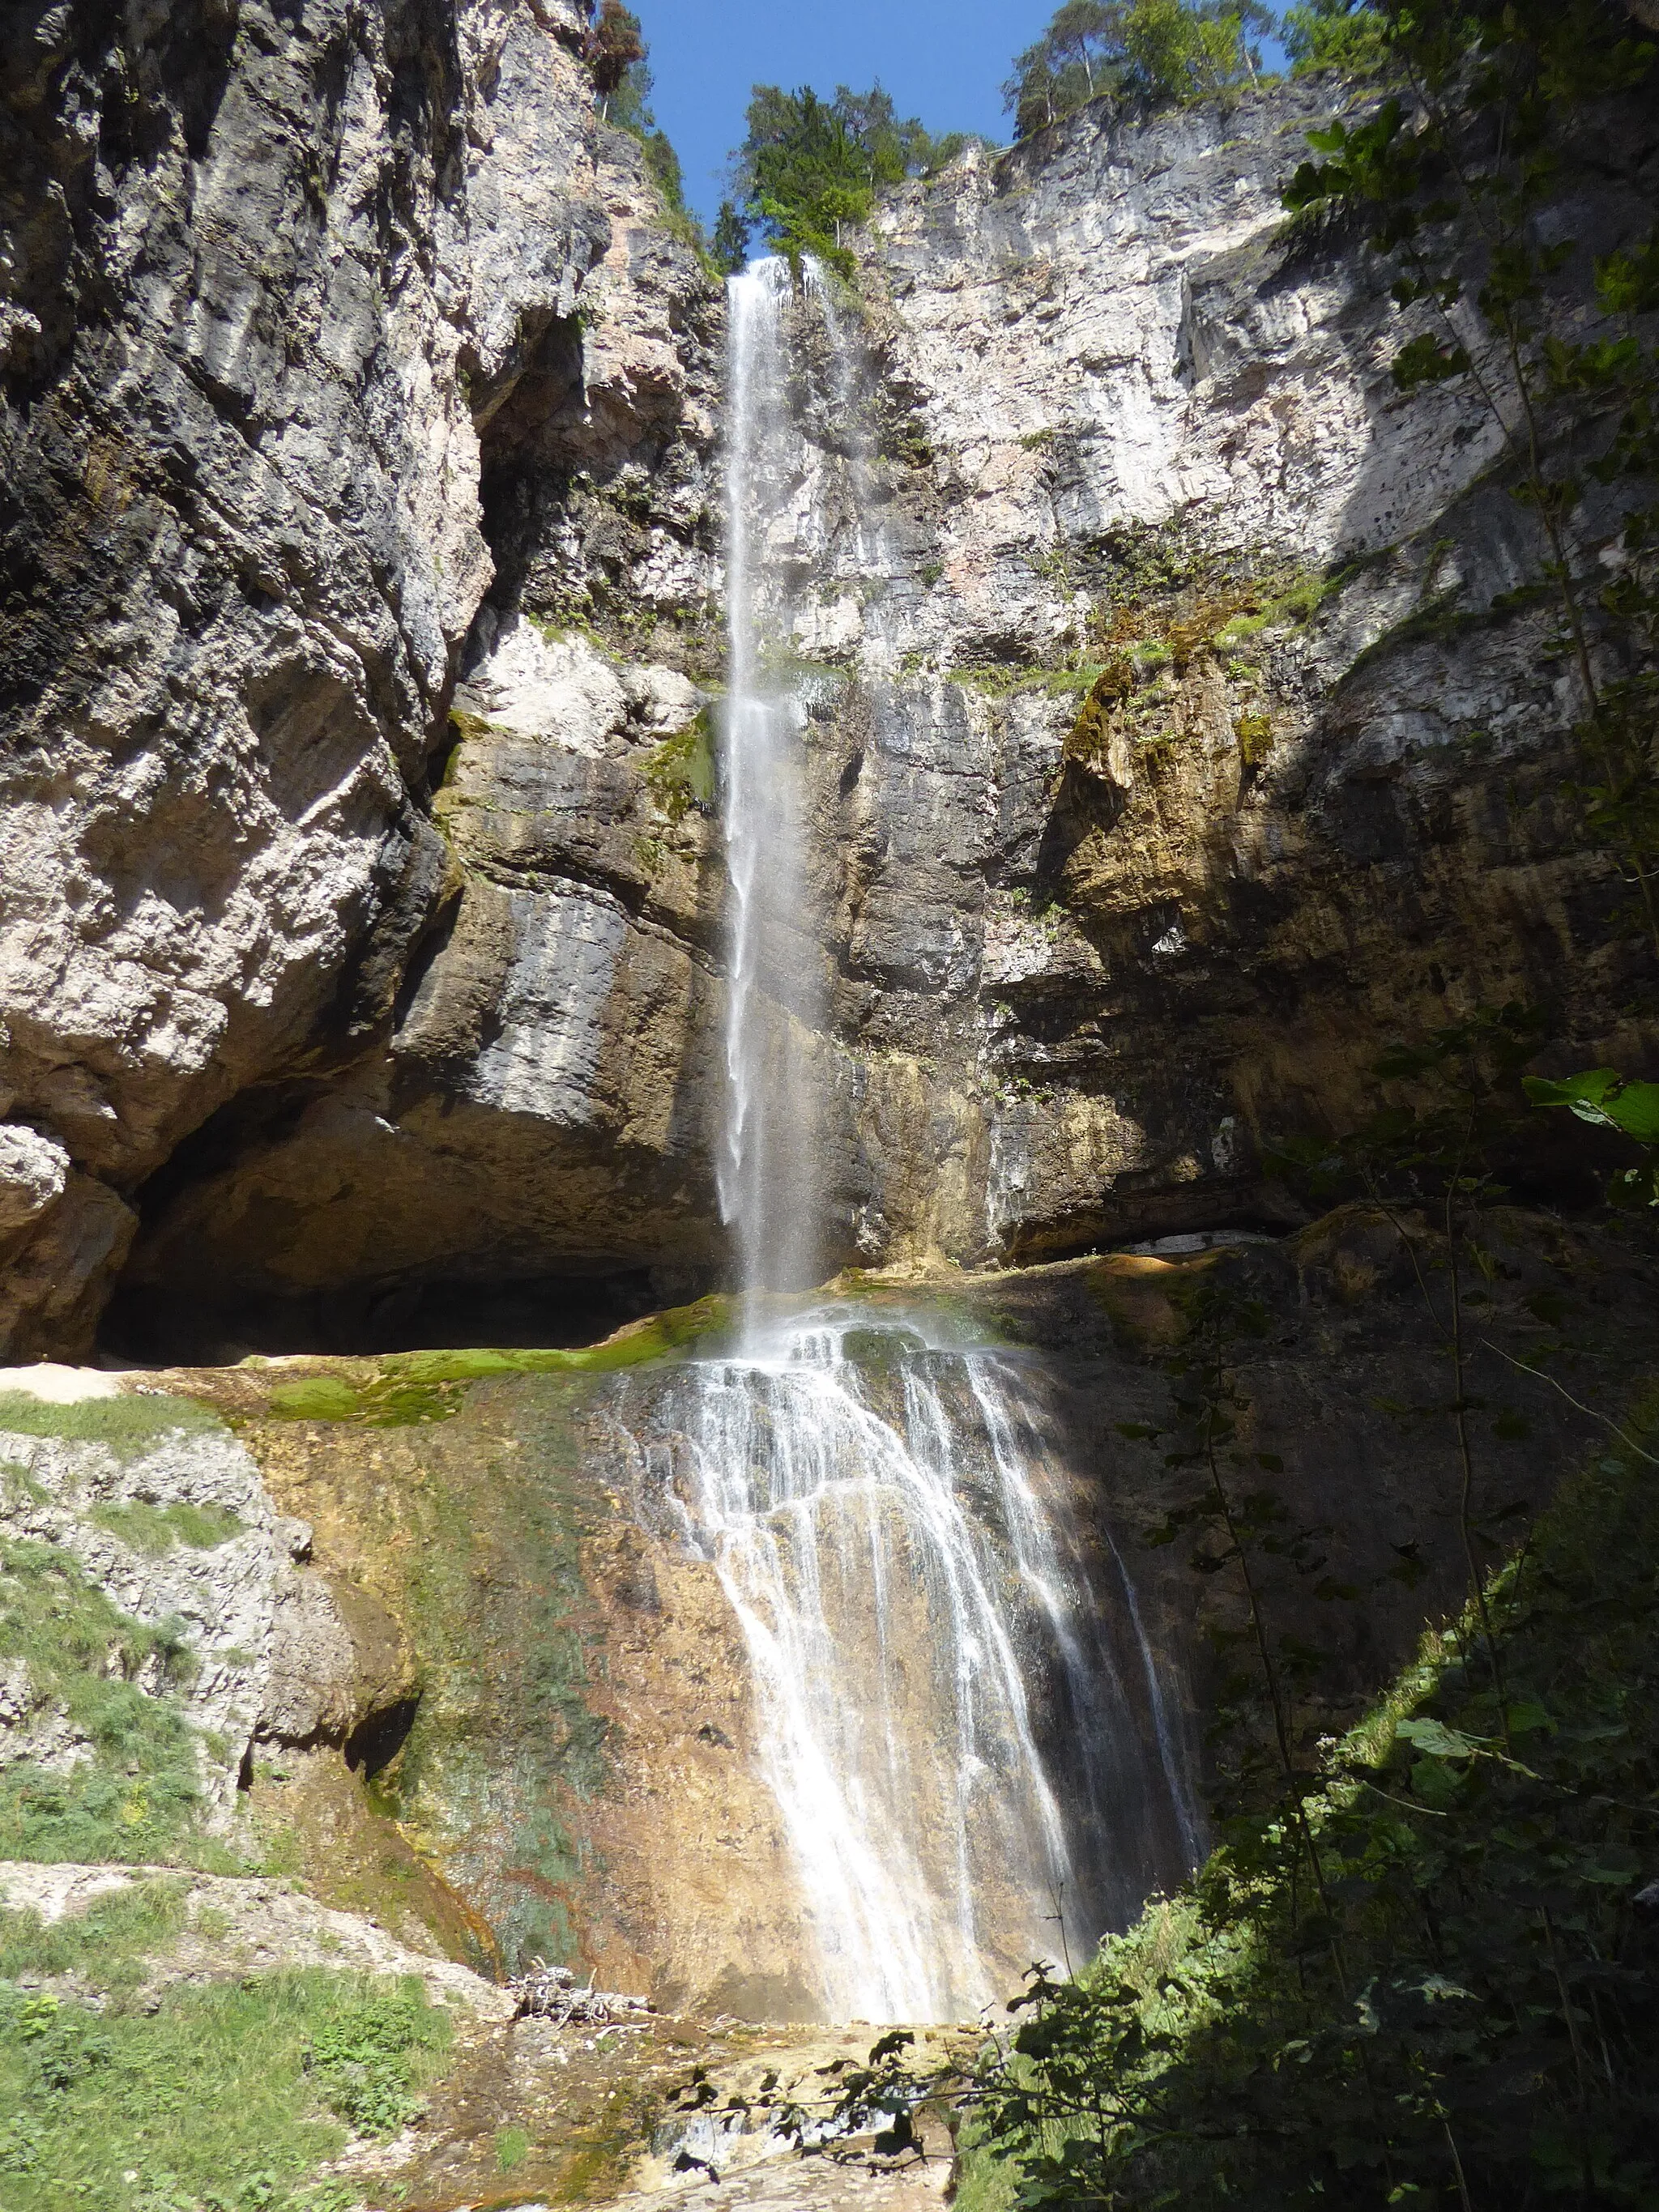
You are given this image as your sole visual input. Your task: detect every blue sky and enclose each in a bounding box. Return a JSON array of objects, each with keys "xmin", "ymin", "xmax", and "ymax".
[{"xmin": 632, "ymin": 2, "xmax": 1290, "ymax": 228}]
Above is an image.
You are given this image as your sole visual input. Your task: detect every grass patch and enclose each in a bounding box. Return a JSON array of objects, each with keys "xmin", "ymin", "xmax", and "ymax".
[
  {"xmin": 263, "ymin": 1298, "xmax": 735, "ymax": 1428},
  {"xmin": 0, "ymin": 1878, "xmax": 192, "ymax": 1987},
  {"xmin": 0, "ymin": 1540, "xmax": 208, "ymax": 1865},
  {"xmin": 642, "ymin": 709, "xmax": 716, "ymax": 825},
  {"xmin": 0, "ymin": 1461, "xmax": 46, "ymax": 1507},
  {"xmin": 0, "ymin": 1952, "xmax": 451, "ymax": 2211},
  {"xmin": 0, "ymin": 1393, "xmax": 222, "ymax": 1456},
  {"xmin": 90, "ymin": 1502, "xmax": 245, "ymax": 1554}
]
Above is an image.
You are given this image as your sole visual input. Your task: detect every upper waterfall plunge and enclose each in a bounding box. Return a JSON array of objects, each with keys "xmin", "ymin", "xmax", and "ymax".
[{"xmin": 719, "ymin": 258, "xmax": 824, "ymax": 1313}]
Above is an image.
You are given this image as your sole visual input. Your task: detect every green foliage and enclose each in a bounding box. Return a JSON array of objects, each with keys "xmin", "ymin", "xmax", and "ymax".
[
  {"xmin": 973, "ymin": 1410, "xmax": 1659, "ymax": 2209},
  {"xmin": 302, "ymin": 1980, "xmax": 450, "ymax": 2135},
  {"xmin": 1003, "ymin": 0, "xmax": 1272, "ymax": 138},
  {"xmin": 642, "ymin": 708, "xmax": 716, "ymax": 825},
  {"xmin": 1526, "ymin": 1069, "xmax": 1659, "ymax": 1206},
  {"xmin": 584, "ymin": 0, "xmax": 642, "ymax": 100},
  {"xmin": 0, "ymin": 1392, "xmax": 223, "ymax": 1456},
  {"xmin": 1282, "ymin": 3, "xmax": 1659, "ymax": 964},
  {"xmin": 91, "ymin": 1501, "xmax": 245, "ymax": 1555},
  {"xmin": 0, "ymin": 1879, "xmax": 190, "ymax": 1988},
  {"xmin": 711, "ymin": 197, "xmax": 750, "ymax": 275},
  {"xmin": 591, "ymin": 7, "xmax": 706, "ymax": 259},
  {"xmin": 0, "ymin": 1929, "xmax": 450, "ymax": 2212},
  {"xmin": 0, "ymin": 1540, "xmax": 208, "ymax": 1864},
  {"xmin": 1280, "ymin": 0, "xmax": 1388, "ymax": 76},
  {"xmin": 1525, "ymin": 1068, "xmax": 1659, "ymax": 1143},
  {"xmin": 729, "ymin": 83, "xmax": 950, "ymax": 275}
]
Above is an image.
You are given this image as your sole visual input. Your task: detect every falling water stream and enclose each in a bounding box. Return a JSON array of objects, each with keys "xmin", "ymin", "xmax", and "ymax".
[{"xmin": 619, "ymin": 259, "xmax": 1200, "ymax": 2022}]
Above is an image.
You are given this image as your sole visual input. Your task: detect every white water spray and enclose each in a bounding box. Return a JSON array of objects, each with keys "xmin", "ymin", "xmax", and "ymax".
[{"xmin": 616, "ymin": 1310, "xmax": 1196, "ymax": 2021}]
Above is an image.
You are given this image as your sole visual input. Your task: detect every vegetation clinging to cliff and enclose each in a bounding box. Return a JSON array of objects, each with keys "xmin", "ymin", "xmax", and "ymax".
[
  {"xmin": 587, "ymin": 2, "xmax": 707, "ymax": 260},
  {"xmin": 719, "ymin": 85, "xmax": 970, "ymax": 275},
  {"xmin": 0, "ymin": 1542, "xmax": 207, "ymax": 1867},
  {"xmin": 1003, "ymin": 0, "xmax": 1273, "ymax": 137},
  {"xmin": 971, "ymin": 1405, "xmax": 1659, "ymax": 2209}
]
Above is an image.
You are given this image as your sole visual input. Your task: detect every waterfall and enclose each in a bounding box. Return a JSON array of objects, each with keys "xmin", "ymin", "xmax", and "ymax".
[
  {"xmin": 719, "ymin": 258, "xmax": 822, "ymax": 1311},
  {"xmin": 619, "ymin": 258, "xmax": 1201, "ymax": 2023},
  {"xmin": 612, "ymin": 1309, "xmax": 1201, "ymax": 2022}
]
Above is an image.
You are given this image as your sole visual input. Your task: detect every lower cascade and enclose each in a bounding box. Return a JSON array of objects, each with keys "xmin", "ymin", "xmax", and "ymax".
[{"xmin": 612, "ymin": 1308, "xmax": 1202, "ymax": 2023}]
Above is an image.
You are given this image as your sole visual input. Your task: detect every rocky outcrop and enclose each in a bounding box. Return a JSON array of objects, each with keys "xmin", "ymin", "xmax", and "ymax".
[
  {"xmin": 0, "ymin": 1386, "xmax": 415, "ymax": 1813},
  {"xmin": 0, "ymin": 0, "xmax": 724, "ymax": 1358}
]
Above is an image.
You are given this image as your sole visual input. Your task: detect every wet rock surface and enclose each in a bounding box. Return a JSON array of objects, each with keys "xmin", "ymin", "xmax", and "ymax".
[{"xmin": 5, "ymin": 1208, "xmax": 1641, "ymax": 2025}]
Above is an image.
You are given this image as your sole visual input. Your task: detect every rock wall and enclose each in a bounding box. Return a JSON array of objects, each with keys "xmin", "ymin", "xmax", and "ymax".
[
  {"xmin": 785, "ymin": 81, "xmax": 1658, "ymax": 1272},
  {"xmin": 0, "ymin": 0, "xmax": 723, "ymax": 1359},
  {"xmin": 2, "ymin": 24, "xmax": 1655, "ymax": 1353}
]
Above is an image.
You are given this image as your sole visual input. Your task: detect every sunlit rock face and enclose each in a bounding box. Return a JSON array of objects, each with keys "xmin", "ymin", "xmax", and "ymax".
[
  {"xmin": 0, "ymin": 0, "xmax": 724, "ymax": 1357},
  {"xmin": 4, "ymin": 32, "xmax": 1655, "ymax": 1350},
  {"xmin": 773, "ymin": 84, "xmax": 1659, "ymax": 1273}
]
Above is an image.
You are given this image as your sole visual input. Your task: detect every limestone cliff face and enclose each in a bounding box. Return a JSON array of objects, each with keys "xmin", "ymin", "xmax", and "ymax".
[
  {"xmin": 2, "ymin": 28, "xmax": 1655, "ymax": 1350},
  {"xmin": 781, "ymin": 83, "xmax": 1658, "ymax": 1272},
  {"xmin": 0, "ymin": 0, "xmax": 721, "ymax": 1357}
]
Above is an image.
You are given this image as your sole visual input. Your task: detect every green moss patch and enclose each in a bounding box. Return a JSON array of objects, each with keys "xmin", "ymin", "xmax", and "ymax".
[
  {"xmin": 90, "ymin": 1501, "xmax": 245, "ymax": 1554},
  {"xmin": 0, "ymin": 1393, "xmax": 223, "ymax": 1456},
  {"xmin": 262, "ymin": 1297, "xmax": 734, "ymax": 1430}
]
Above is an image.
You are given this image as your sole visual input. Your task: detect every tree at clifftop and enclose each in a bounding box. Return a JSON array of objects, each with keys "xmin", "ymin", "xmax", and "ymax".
[
  {"xmin": 585, "ymin": 0, "xmax": 644, "ymax": 105},
  {"xmin": 1004, "ymin": 0, "xmax": 1273, "ymax": 135},
  {"xmin": 726, "ymin": 84, "xmax": 965, "ymax": 275}
]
